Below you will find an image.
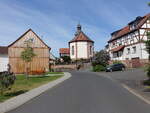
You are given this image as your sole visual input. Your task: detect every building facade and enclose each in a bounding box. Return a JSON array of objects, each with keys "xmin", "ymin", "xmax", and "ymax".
[
  {"xmin": 0, "ymin": 46, "xmax": 8, "ymax": 72},
  {"xmin": 108, "ymin": 13, "xmax": 150, "ymax": 68},
  {"xmin": 8, "ymin": 29, "xmax": 51, "ymax": 74},
  {"xmin": 69, "ymin": 24, "xmax": 94, "ymax": 60},
  {"xmin": 59, "ymin": 48, "xmax": 70, "ymax": 57}
]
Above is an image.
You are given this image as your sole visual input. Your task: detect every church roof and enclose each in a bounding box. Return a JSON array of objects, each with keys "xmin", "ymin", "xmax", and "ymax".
[
  {"xmin": 69, "ymin": 24, "xmax": 94, "ymax": 43},
  {"xmin": 69, "ymin": 32, "xmax": 94, "ymax": 43}
]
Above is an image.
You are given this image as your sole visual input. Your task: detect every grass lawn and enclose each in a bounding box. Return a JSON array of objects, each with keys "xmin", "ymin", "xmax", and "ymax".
[{"xmin": 0, "ymin": 74, "xmax": 63, "ymax": 102}]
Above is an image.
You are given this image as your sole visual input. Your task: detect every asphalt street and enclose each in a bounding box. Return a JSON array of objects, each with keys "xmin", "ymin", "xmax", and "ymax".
[{"xmin": 7, "ymin": 71, "xmax": 150, "ymax": 113}]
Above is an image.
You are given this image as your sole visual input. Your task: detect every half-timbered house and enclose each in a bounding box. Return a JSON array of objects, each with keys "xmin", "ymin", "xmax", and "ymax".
[
  {"xmin": 8, "ymin": 29, "xmax": 51, "ymax": 74},
  {"xmin": 108, "ymin": 13, "xmax": 150, "ymax": 68}
]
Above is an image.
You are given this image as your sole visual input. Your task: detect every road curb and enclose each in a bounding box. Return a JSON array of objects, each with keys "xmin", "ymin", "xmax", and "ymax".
[
  {"xmin": 122, "ymin": 84, "xmax": 150, "ymax": 105},
  {"xmin": 0, "ymin": 72, "xmax": 71, "ymax": 113}
]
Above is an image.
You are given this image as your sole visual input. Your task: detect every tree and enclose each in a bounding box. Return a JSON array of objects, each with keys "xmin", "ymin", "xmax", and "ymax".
[
  {"xmin": 92, "ymin": 50, "xmax": 110, "ymax": 67},
  {"xmin": 61, "ymin": 56, "xmax": 71, "ymax": 64},
  {"xmin": 145, "ymin": 32, "xmax": 150, "ymax": 79},
  {"xmin": 21, "ymin": 39, "xmax": 36, "ymax": 78}
]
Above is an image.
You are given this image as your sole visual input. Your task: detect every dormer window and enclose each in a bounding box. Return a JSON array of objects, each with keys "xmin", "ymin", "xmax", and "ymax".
[
  {"xmin": 130, "ymin": 23, "xmax": 136, "ymax": 30},
  {"xmin": 129, "ymin": 16, "xmax": 142, "ymax": 30}
]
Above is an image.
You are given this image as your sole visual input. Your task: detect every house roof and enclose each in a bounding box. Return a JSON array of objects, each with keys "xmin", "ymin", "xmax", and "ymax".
[
  {"xmin": 110, "ymin": 45, "xmax": 125, "ymax": 52},
  {"xmin": 69, "ymin": 31, "xmax": 94, "ymax": 43},
  {"xmin": 8, "ymin": 29, "xmax": 51, "ymax": 50},
  {"xmin": 59, "ymin": 48, "xmax": 70, "ymax": 54},
  {"xmin": 0, "ymin": 46, "xmax": 8, "ymax": 54},
  {"xmin": 108, "ymin": 13, "xmax": 150, "ymax": 42}
]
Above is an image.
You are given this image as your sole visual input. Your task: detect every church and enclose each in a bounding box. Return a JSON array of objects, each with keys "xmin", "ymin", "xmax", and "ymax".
[
  {"xmin": 59, "ymin": 24, "xmax": 94, "ymax": 61},
  {"xmin": 69, "ymin": 24, "xmax": 94, "ymax": 60}
]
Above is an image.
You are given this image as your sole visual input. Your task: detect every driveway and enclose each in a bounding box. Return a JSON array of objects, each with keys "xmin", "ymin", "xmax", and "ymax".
[
  {"xmin": 8, "ymin": 71, "xmax": 150, "ymax": 113},
  {"xmin": 97, "ymin": 68, "xmax": 147, "ymax": 89},
  {"xmin": 97, "ymin": 68, "xmax": 150, "ymax": 102}
]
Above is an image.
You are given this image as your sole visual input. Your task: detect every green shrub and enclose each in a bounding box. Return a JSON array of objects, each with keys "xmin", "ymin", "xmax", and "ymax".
[
  {"xmin": 144, "ymin": 64, "xmax": 150, "ymax": 79},
  {"xmin": 93, "ymin": 65, "xmax": 106, "ymax": 72},
  {"xmin": 0, "ymin": 72, "xmax": 16, "ymax": 95},
  {"xmin": 143, "ymin": 79, "xmax": 150, "ymax": 86}
]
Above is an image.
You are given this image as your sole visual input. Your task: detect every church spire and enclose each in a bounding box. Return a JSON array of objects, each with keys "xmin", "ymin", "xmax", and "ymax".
[
  {"xmin": 75, "ymin": 23, "xmax": 82, "ymax": 36},
  {"xmin": 77, "ymin": 23, "xmax": 81, "ymax": 32}
]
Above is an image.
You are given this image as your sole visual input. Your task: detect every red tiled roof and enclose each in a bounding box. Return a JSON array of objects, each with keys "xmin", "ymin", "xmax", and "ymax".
[
  {"xmin": 59, "ymin": 48, "xmax": 70, "ymax": 54},
  {"xmin": 110, "ymin": 45, "xmax": 125, "ymax": 52},
  {"xmin": 69, "ymin": 31, "xmax": 94, "ymax": 43},
  {"xmin": 0, "ymin": 46, "xmax": 8, "ymax": 54},
  {"xmin": 108, "ymin": 13, "xmax": 150, "ymax": 42}
]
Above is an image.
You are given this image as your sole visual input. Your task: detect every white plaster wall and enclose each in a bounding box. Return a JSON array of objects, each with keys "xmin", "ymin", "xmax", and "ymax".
[
  {"xmin": 139, "ymin": 29, "xmax": 148, "ymax": 41},
  {"xmin": 110, "ymin": 43, "xmax": 149, "ymax": 61},
  {"xmin": 141, "ymin": 19, "xmax": 150, "ymax": 28},
  {"xmin": 77, "ymin": 42, "xmax": 88, "ymax": 59},
  {"xmin": 141, "ymin": 43, "xmax": 149, "ymax": 59},
  {"xmin": 0, "ymin": 54, "xmax": 8, "ymax": 72},
  {"xmin": 122, "ymin": 43, "xmax": 148, "ymax": 60},
  {"xmin": 69, "ymin": 41, "xmax": 94, "ymax": 60}
]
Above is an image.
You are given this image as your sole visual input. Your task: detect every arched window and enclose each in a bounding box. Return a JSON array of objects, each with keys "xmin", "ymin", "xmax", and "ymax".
[
  {"xmin": 72, "ymin": 46, "xmax": 74, "ymax": 55},
  {"xmin": 90, "ymin": 46, "xmax": 92, "ymax": 55}
]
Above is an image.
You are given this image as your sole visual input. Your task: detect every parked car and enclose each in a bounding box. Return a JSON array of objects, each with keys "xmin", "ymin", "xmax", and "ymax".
[{"xmin": 106, "ymin": 63, "xmax": 126, "ymax": 72}]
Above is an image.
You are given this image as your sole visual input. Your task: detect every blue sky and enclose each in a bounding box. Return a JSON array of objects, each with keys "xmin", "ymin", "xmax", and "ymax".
[{"xmin": 0, "ymin": 0, "xmax": 149, "ymax": 56}]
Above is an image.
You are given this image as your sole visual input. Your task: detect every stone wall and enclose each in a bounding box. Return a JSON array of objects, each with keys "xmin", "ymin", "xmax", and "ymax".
[{"xmin": 109, "ymin": 59, "xmax": 149, "ymax": 68}]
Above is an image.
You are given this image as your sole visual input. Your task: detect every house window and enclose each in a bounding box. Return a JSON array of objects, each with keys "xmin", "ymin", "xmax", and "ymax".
[
  {"xmin": 127, "ymin": 48, "xmax": 130, "ymax": 54},
  {"xmin": 72, "ymin": 46, "xmax": 74, "ymax": 55},
  {"xmin": 118, "ymin": 51, "xmax": 123, "ymax": 57},
  {"xmin": 132, "ymin": 46, "xmax": 136, "ymax": 54},
  {"xmin": 113, "ymin": 52, "xmax": 118, "ymax": 58}
]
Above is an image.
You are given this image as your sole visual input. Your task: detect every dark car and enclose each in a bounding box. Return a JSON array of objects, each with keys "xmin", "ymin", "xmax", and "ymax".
[{"xmin": 106, "ymin": 63, "xmax": 125, "ymax": 72}]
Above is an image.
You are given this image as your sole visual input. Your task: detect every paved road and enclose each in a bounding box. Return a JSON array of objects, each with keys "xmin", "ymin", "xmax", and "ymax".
[{"xmin": 8, "ymin": 71, "xmax": 150, "ymax": 113}]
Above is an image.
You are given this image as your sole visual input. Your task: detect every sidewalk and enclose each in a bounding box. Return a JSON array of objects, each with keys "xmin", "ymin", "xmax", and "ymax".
[{"xmin": 0, "ymin": 72, "xmax": 71, "ymax": 113}]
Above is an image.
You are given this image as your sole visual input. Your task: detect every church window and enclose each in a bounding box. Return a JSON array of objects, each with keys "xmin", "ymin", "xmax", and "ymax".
[{"xmin": 72, "ymin": 46, "xmax": 74, "ymax": 55}]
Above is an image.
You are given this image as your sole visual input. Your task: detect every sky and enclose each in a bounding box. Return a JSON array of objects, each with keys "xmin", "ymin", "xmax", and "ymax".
[{"xmin": 0, "ymin": 0, "xmax": 149, "ymax": 57}]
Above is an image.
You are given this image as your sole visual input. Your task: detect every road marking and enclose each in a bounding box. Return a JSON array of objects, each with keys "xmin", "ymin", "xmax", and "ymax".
[{"xmin": 122, "ymin": 84, "xmax": 150, "ymax": 105}]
